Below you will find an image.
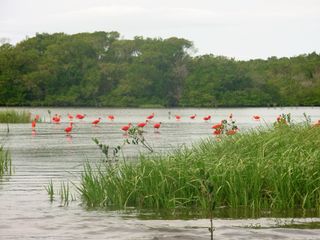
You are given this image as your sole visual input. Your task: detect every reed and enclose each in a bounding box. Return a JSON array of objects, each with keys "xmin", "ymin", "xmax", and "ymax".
[
  {"xmin": 0, "ymin": 110, "xmax": 31, "ymax": 123},
  {"xmin": 59, "ymin": 181, "xmax": 71, "ymax": 206},
  {"xmin": 0, "ymin": 145, "xmax": 11, "ymax": 177},
  {"xmin": 79, "ymin": 124, "xmax": 320, "ymax": 215},
  {"xmin": 45, "ymin": 180, "xmax": 54, "ymax": 202}
]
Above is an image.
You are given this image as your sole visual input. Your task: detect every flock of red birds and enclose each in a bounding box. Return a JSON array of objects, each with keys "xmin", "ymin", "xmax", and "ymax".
[
  {"xmin": 31, "ymin": 112, "xmax": 320, "ymax": 136},
  {"xmin": 30, "ymin": 111, "xmax": 268, "ymax": 136},
  {"xmin": 31, "ymin": 112, "xmax": 164, "ymax": 135}
]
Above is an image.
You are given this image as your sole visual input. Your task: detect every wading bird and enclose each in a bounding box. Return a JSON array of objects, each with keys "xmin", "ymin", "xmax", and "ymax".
[
  {"xmin": 92, "ymin": 117, "xmax": 101, "ymax": 126},
  {"xmin": 31, "ymin": 119, "xmax": 36, "ymax": 129},
  {"xmin": 137, "ymin": 120, "xmax": 148, "ymax": 128},
  {"xmin": 147, "ymin": 113, "xmax": 155, "ymax": 120},
  {"xmin": 253, "ymin": 115, "xmax": 261, "ymax": 120},
  {"xmin": 203, "ymin": 115, "xmax": 211, "ymax": 121},
  {"xmin": 108, "ymin": 115, "xmax": 115, "ymax": 121},
  {"xmin": 52, "ymin": 114, "xmax": 61, "ymax": 124},
  {"xmin": 76, "ymin": 114, "xmax": 86, "ymax": 120},
  {"xmin": 121, "ymin": 123, "xmax": 132, "ymax": 133},
  {"xmin": 67, "ymin": 113, "xmax": 74, "ymax": 120},
  {"xmin": 153, "ymin": 122, "xmax": 162, "ymax": 132},
  {"xmin": 190, "ymin": 114, "xmax": 196, "ymax": 119},
  {"xmin": 64, "ymin": 122, "xmax": 73, "ymax": 134}
]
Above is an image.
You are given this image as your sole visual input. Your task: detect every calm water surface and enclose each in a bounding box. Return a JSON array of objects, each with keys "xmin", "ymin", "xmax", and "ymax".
[{"xmin": 0, "ymin": 107, "xmax": 320, "ymax": 240}]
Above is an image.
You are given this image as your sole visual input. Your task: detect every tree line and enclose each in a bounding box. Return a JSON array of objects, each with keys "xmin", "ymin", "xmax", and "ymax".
[{"xmin": 0, "ymin": 31, "xmax": 319, "ymax": 107}]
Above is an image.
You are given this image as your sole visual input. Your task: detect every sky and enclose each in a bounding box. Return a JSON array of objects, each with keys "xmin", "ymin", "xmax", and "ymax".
[{"xmin": 0, "ymin": 0, "xmax": 319, "ymax": 60}]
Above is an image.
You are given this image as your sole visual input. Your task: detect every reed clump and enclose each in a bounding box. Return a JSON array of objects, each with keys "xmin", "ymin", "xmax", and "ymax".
[
  {"xmin": 79, "ymin": 124, "xmax": 320, "ymax": 214},
  {"xmin": 0, "ymin": 110, "xmax": 31, "ymax": 123},
  {"xmin": 0, "ymin": 145, "xmax": 11, "ymax": 177}
]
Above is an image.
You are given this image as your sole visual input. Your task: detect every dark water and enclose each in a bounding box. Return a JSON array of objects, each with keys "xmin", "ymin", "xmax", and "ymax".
[{"xmin": 0, "ymin": 107, "xmax": 320, "ymax": 239}]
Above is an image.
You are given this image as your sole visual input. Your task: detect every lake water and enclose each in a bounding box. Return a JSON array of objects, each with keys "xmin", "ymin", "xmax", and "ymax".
[{"xmin": 0, "ymin": 107, "xmax": 320, "ymax": 239}]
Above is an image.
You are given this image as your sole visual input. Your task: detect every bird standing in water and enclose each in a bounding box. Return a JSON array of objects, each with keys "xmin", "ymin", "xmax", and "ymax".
[
  {"xmin": 153, "ymin": 122, "xmax": 162, "ymax": 132},
  {"xmin": 64, "ymin": 122, "xmax": 73, "ymax": 134}
]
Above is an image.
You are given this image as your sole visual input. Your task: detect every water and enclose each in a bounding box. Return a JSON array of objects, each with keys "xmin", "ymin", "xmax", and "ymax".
[{"xmin": 0, "ymin": 107, "xmax": 320, "ymax": 239}]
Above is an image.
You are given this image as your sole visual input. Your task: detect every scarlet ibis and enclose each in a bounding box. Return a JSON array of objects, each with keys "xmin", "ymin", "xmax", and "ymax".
[
  {"xmin": 52, "ymin": 115, "xmax": 61, "ymax": 124},
  {"xmin": 108, "ymin": 115, "xmax": 115, "ymax": 121},
  {"xmin": 67, "ymin": 113, "xmax": 74, "ymax": 120},
  {"xmin": 190, "ymin": 114, "xmax": 196, "ymax": 119},
  {"xmin": 253, "ymin": 115, "xmax": 261, "ymax": 120},
  {"xmin": 203, "ymin": 115, "xmax": 211, "ymax": 121},
  {"xmin": 35, "ymin": 114, "xmax": 40, "ymax": 121},
  {"xmin": 64, "ymin": 122, "xmax": 73, "ymax": 134},
  {"xmin": 213, "ymin": 129, "xmax": 221, "ymax": 135},
  {"xmin": 31, "ymin": 120, "xmax": 36, "ymax": 129},
  {"xmin": 212, "ymin": 123, "xmax": 222, "ymax": 129},
  {"xmin": 226, "ymin": 129, "xmax": 237, "ymax": 135},
  {"xmin": 137, "ymin": 120, "xmax": 148, "ymax": 128},
  {"xmin": 76, "ymin": 114, "xmax": 86, "ymax": 120},
  {"xmin": 175, "ymin": 115, "xmax": 181, "ymax": 120},
  {"xmin": 153, "ymin": 122, "xmax": 161, "ymax": 132},
  {"xmin": 121, "ymin": 123, "xmax": 132, "ymax": 132},
  {"xmin": 147, "ymin": 113, "xmax": 155, "ymax": 120},
  {"xmin": 92, "ymin": 118, "xmax": 101, "ymax": 125}
]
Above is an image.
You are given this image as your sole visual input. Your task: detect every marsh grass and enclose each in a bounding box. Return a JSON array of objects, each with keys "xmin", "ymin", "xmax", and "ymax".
[
  {"xmin": 0, "ymin": 110, "xmax": 31, "ymax": 123},
  {"xmin": 45, "ymin": 180, "xmax": 54, "ymax": 202},
  {"xmin": 79, "ymin": 124, "xmax": 320, "ymax": 216},
  {"xmin": 59, "ymin": 181, "xmax": 77, "ymax": 206},
  {"xmin": 0, "ymin": 145, "xmax": 11, "ymax": 177}
]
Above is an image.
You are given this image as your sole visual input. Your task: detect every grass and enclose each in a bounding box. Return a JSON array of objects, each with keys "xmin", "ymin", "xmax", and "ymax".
[
  {"xmin": 0, "ymin": 110, "xmax": 31, "ymax": 123},
  {"xmin": 45, "ymin": 180, "xmax": 54, "ymax": 202},
  {"xmin": 0, "ymin": 145, "xmax": 11, "ymax": 177},
  {"xmin": 78, "ymin": 124, "xmax": 320, "ymax": 216}
]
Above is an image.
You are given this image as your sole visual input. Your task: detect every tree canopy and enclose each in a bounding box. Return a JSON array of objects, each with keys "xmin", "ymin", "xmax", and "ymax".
[{"xmin": 0, "ymin": 31, "xmax": 319, "ymax": 107}]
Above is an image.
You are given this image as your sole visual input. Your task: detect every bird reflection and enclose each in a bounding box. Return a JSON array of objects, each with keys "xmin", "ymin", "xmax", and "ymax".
[
  {"xmin": 66, "ymin": 135, "xmax": 73, "ymax": 143},
  {"xmin": 31, "ymin": 129, "xmax": 37, "ymax": 137}
]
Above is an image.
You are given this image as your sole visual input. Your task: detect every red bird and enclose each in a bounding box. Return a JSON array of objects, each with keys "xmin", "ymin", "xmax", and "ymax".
[
  {"xmin": 121, "ymin": 123, "xmax": 132, "ymax": 132},
  {"xmin": 31, "ymin": 120, "xmax": 36, "ymax": 129},
  {"xmin": 137, "ymin": 120, "xmax": 148, "ymax": 128},
  {"xmin": 67, "ymin": 113, "xmax": 74, "ymax": 120},
  {"xmin": 76, "ymin": 114, "xmax": 86, "ymax": 120},
  {"xmin": 64, "ymin": 122, "xmax": 73, "ymax": 134},
  {"xmin": 147, "ymin": 113, "xmax": 155, "ymax": 120},
  {"xmin": 108, "ymin": 115, "xmax": 115, "ymax": 121},
  {"xmin": 203, "ymin": 115, "xmax": 211, "ymax": 121},
  {"xmin": 52, "ymin": 114, "xmax": 61, "ymax": 124},
  {"xmin": 92, "ymin": 118, "xmax": 101, "ymax": 125},
  {"xmin": 190, "ymin": 114, "xmax": 196, "ymax": 119},
  {"xmin": 212, "ymin": 123, "xmax": 223, "ymax": 129},
  {"xmin": 213, "ymin": 129, "xmax": 221, "ymax": 135},
  {"xmin": 175, "ymin": 115, "xmax": 181, "ymax": 120},
  {"xmin": 153, "ymin": 122, "xmax": 162, "ymax": 132},
  {"xmin": 253, "ymin": 115, "xmax": 261, "ymax": 120},
  {"xmin": 226, "ymin": 129, "xmax": 237, "ymax": 135}
]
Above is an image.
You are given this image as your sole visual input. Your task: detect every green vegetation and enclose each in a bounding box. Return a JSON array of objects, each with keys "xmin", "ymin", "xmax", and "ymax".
[
  {"xmin": 45, "ymin": 180, "xmax": 54, "ymax": 202},
  {"xmin": 0, "ymin": 32, "xmax": 319, "ymax": 107},
  {"xmin": 79, "ymin": 124, "xmax": 320, "ymax": 216},
  {"xmin": 0, "ymin": 145, "xmax": 11, "ymax": 177},
  {"xmin": 0, "ymin": 110, "xmax": 31, "ymax": 123}
]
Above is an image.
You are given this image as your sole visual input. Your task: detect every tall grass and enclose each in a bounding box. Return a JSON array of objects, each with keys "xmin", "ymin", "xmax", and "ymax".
[
  {"xmin": 0, "ymin": 110, "xmax": 31, "ymax": 123},
  {"xmin": 79, "ymin": 125, "xmax": 320, "ymax": 215},
  {"xmin": 0, "ymin": 145, "xmax": 11, "ymax": 177}
]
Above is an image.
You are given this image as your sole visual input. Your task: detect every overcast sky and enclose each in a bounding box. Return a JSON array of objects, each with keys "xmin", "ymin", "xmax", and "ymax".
[{"xmin": 1, "ymin": 0, "xmax": 319, "ymax": 60}]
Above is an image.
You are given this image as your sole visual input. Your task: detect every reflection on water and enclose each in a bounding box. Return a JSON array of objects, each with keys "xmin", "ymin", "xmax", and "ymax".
[{"xmin": 0, "ymin": 107, "xmax": 320, "ymax": 239}]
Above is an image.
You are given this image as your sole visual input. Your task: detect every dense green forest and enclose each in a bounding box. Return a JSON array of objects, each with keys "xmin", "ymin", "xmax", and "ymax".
[{"xmin": 0, "ymin": 31, "xmax": 319, "ymax": 107}]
